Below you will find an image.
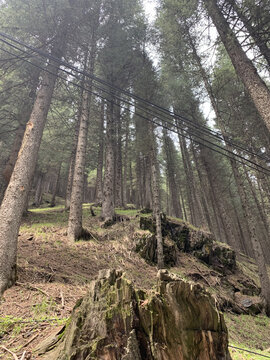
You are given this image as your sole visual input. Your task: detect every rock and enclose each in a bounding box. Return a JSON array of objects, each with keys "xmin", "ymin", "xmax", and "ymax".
[
  {"xmin": 139, "ymin": 216, "xmax": 236, "ymax": 273},
  {"xmin": 39, "ymin": 269, "xmax": 231, "ymax": 360},
  {"xmin": 234, "ymin": 292, "xmax": 263, "ymax": 315}
]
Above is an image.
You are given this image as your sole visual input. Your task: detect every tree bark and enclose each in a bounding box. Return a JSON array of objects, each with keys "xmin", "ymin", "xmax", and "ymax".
[
  {"xmin": 225, "ymin": 0, "xmax": 270, "ymax": 67},
  {"xmin": 50, "ymin": 163, "xmax": 62, "ymax": 208},
  {"xmin": 95, "ymin": 100, "xmax": 105, "ymax": 205},
  {"xmin": 0, "ymin": 69, "xmax": 40, "ymax": 204},
  {"xmin": 122, "ymin": 113, "xmax": 130, "ymax": 208},
  {"xmin": 114, "ymin": 102, "xmax": 123, "ymax": 208},
  {"xmin": 65, "ymin": 113, "xmax": 81, "ymax": 210},
  {"xmin": 67, "ymin": 60, "xmax": 92, "ymax": 240},
  {"xmin": 102, "ymin": 97, "xmax": 116, "ymax": 221},
  {"xmin": 0, "ymin": 32, "xmax": 67, "ymax": 294},
  {"xmin": 203, "ymin": 0, "xmax": 270, "ymax": 133},
  {"xmin": 163, "ymin": 129, "xmax": 183, "ymax": 219},
  {"xmin": 34, "ymin": 172, "xmax": 44, "ymax": 207},
  {"xmin": 149, "ymin": 123, "xmax": 164, "ymax": 269}
]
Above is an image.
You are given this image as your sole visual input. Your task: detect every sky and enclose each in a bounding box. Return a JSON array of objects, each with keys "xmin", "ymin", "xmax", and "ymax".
[
  {"xmin": 143, "ymin": 0, "xmax": 157, "ymax": 24},
  {"xmin": 142, "ymin": 0, "xmax": 216, "ymax": 124}
]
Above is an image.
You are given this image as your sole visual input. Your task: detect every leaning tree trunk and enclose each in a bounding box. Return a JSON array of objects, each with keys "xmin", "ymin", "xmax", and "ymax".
[
  {"xmin": 149, "ymin": 122, "xmax": 164, "ymax": 269},
  {"xmin": 203, "ymin": 0, "xmax": 270, "ymax": 133},
  {"xmin": 0, "ymin": 69, "xmax": 40, "ymax": 204},
  {"xmin": 225, "ymin": 0, "xmax": 270, "ymax": 68},
  {"xmin": 0, "ymin": 33, "xmax": 68, "ymax": 295}
]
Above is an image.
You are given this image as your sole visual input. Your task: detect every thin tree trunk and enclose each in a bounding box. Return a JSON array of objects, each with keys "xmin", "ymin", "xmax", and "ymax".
[
  {"xmin": 177, "ymin": 130, "xmax": 196, "ymax": 223},
  {"xmin": 204, "ymin": 0, "xmax": 270, "ymax": 133},
  {"xmin": 225, "ymin": 0, "xmax": 270, "ymax": 67},
  {"xmin": 114, "ymin": 102, "xmax": 123, "ymax": 208},
  {"xmin": 122, "ymin": 113, "xmax": 130, "ymax": 208},
  {"xmin": 65, "ymin": 113, "xmax": 81, "ymax": 210},
  {"xmin": 102, "ymin": 97, "xmax": 116, "ymax": 221},
  {"xmin": 34, "ymin": 172, "xmax": 44, "ymax": 207},
  {"xmin": 95, "ymin": 100, "xmax": 105, "ymax": 205},
  {"xmin": 149, "ymin": 123, "xmax": 164, "ymax": 269},
  {"xmin": 67, "ymin": 53, "xmax": 93, "ymax": 240},
  {"xmin": 0, "ymin": 32, "xmax": 68, "ymax": 294},
  {"xmin": 51, "ymin": 163, "xmax": 62, "ymax": 208},
  {"xmin": 163, "ymin": 129, "xmax": 183, "ymax": 219}
]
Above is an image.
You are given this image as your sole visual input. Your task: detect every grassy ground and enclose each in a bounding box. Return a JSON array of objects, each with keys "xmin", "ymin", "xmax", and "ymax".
[{"xmin": 0, "ymin": 201, "xmax": 269, "ymax": 359}]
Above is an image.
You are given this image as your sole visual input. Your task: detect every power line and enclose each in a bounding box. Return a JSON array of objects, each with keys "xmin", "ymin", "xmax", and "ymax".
[
  {"xmin": 0, "ymin": 31, "xmax": 268, "ymax": 163},
  {"xmin": 228, "ymin": 345, "xmax": 270, "ymax": 359},
  {"xmin": 0, "ymin": 44, "xmax": 269, "ymax": 176}
]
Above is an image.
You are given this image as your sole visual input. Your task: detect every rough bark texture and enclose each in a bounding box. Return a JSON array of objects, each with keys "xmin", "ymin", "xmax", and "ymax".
[
  {"xmin": 0, "ymin": 69, "xmax": 40, "ymax": 204},
  {"xmin": 51, "ymin": 163, "xmax": 62, "ymax": 207},
  {"xmin": 38, "ymin": 269, "xmax": 231, "ymax": 360},
  {"xmin": 0, "ymin": 36, "xmax": 66, "ymax": 294},
  {"xmin": 204, "ymin": 0, "xmax": 270, "ymax": 133},
  {"xmin": 67, "ymin": 84, "xmax": 91, "ymax": 240},
  {"xmin": 149, "ymin": 123, "xmax": 164, "ymax": 269},
  {"xmin": 34, "ymin": 172, "xmax": 44, "ymax": 207},
  {"xmin": 94, "ymin": 100, "xmax": 104, "ymax": 205},
  {"xmin": 163, "ymin": 129, "xmax": 183, "ymax": 219},
  {"xmin": 102, "ymin": 98, "xmax": 116, "ymax": 222},
  {"xmin": 65, "ymin": 115, "xmax": 80, "ymax": 210},
  {"xmin": 225, "ymin": 0, "xmax": 270, "ymax": 67}
]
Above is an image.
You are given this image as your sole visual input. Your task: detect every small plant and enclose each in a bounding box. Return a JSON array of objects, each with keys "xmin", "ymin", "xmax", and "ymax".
[{"xmin": 32, "ymin": 297, "xmax": 57, "ymax": 317}]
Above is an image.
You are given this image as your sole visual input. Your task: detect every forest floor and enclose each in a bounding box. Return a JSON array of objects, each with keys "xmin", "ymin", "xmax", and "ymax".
[{"xmin": 0, "ymin": 199, "xmax": 270, "ymax": 359}]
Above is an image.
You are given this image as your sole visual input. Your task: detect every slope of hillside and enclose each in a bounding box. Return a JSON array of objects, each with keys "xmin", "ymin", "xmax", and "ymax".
[{"xmin": 0, "ymin": 204, "xmax": 269, "ymax": 359}]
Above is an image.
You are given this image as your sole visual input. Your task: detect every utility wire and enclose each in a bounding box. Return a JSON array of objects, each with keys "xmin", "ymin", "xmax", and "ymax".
[
  {"xmin": 228, "ymin": 345, "xmax": 270, "ymax": 359},
  {"xmin": 0, "ymin": 39, "xmax": 269, "ymax": 173},
  {"xmin": 0, "ymin": 45, "xmax": 270, "ymax": 176},
  {"xmin": 0, "ymin": 31, "xmax": 268, "ymax": 163}
]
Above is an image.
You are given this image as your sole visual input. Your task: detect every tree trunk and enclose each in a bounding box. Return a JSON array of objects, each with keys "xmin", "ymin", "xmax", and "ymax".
[
  {"xmin": 51, "ymin": 163, "xmax": 62, "ymax": 208},
  {"xmin": 101, "ymin": 97, "xmax": 116, "ymax": 221},
  {"xmin": 225, "ymin": 0, "xmax": 270, "ymax": 67},
  {"xmin": 163, "ymin": 129, "xmax": 183, "ymax": 219},
  {"xmin": 203, "ymin": 0, "xmax": 270, "ymax": 133},
  {"xmin": 0, "ymin": 33, "xmax": 67, "ymax": 294},
  {"xmin": 34, "ymin": 172, "xmax": 44, "ymax": 207},
  {"xmin": 67, "ymin": 61, "xmax": 92, "ymax": 240},
  {"xmin": 95, "ymin": 100, "xmax": 105, "ymax": 205},
  {"xmin": 65, "ymin": 114, "xmax": 80, "ymax": 210},
  {"xmin": 149, "ymin": 123, "xmax": 164, "ymax": 269},
  {"xmin": 114, "ymin": 102, "xmax": 123, "ymax": 208},
  {"xmin": 0, "ymin": 69, "xmax": 40, "ymax": 204},
  {"xmin": 122, "ymin": 113, "xmax": 130, "ymax": 208},
  {"xmin": 177, "ymin": 129, "xmax": 196, "ymax": 224}
]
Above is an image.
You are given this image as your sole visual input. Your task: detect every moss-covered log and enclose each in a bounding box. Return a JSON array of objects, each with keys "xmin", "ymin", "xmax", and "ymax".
[{"xmin": 37, "ymin": 269, "xmax": 231, "ymax": 360}]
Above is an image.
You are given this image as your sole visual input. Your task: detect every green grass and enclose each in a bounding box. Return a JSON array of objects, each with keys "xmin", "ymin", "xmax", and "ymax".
[
  {"xmin": 230, "ymin": 343, "xmax": 270, "ymax": 359},
  {"xmin": 225, "ymin": 313, "xmax": 270, "ymax": 359}
]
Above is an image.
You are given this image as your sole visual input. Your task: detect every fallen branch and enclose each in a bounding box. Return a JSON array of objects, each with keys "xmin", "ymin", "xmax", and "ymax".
[
  {"xmin": 22, "ymin": 333, "xmax": 39, "ymax": 348},
  {"xmin": 0, "ymin": 345, "xmax": 19, "ymax": 360},
  {"xmin": 16, "ymin": 282, "xmax": 50, "ymax": 297},
  {"xmin": 20, "ymin": 351, "xmax": 26, "ymax": 360}
]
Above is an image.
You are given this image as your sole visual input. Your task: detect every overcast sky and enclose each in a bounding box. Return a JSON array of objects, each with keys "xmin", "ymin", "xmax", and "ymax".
[{"xmin": 143, "ymin": 0, "xmax": 157, "ymax": 23}]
